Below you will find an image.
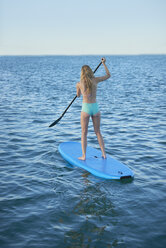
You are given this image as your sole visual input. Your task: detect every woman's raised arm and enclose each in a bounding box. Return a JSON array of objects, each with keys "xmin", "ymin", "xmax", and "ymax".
[{"xmin": 95, "ymin": 58, "xmax": 111, "ymax": 83}]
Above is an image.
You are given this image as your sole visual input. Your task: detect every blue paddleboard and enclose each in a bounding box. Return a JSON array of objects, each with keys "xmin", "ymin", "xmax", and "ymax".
[{"xmin": 58, "ymin": 142, "xmax": 134, "ymax": 180}]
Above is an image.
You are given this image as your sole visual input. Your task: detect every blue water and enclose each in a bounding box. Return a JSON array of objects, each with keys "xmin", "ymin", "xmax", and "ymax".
[{"xmin": 0, "ymin": 55, "xmax": 166, "ymax": 248}]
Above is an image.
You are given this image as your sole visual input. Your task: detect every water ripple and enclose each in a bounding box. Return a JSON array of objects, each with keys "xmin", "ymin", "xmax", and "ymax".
[{"xmin": 0, "ymin": 55, "xmax": 166, "ymax": 248}]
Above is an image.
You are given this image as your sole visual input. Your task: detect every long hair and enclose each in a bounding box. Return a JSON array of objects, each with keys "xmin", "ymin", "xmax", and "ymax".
[{"xmin": 80, "ymin": 65, "xmax": 94, "ymax": 94}]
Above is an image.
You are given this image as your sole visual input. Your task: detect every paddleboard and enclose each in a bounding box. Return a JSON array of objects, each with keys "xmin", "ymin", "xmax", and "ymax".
[{"xmin": 58, "ymin": 142, "xmax": 134, "ymax": 180}]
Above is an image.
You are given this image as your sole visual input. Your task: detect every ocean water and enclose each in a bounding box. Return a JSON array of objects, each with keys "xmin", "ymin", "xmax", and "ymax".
[{"xmin": 0, "ymin": 55, "xmax": 166, "ymax": 248}]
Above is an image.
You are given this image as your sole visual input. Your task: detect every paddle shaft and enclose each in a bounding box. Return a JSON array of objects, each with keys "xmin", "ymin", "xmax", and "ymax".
[{"xmin": 49, "ymin": 61, "xmax": 102, "ymax": 127}]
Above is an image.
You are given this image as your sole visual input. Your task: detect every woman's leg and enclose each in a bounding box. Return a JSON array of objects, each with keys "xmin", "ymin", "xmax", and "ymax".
[
  {"xmin": 92, "ymin": 112, "xmax": 106, "ymax": 158},
  {"xmin": 79, "ymin": 111, "xmax": 90, "ymax": 160}
]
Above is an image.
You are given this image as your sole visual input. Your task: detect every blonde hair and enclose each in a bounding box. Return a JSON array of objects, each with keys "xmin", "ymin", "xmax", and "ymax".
[{"xmin": 80, "ymin": 65, "xmax": 94, "ymax": 94}]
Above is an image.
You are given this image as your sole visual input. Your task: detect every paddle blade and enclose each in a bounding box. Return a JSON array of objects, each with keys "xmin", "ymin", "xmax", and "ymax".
[{"xmin": 49, "ymin": 116, "xmax": 62, "ymax": 127}]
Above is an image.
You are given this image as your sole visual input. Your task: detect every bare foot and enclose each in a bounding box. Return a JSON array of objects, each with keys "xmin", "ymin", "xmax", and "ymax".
[
  {"xmin": 78, "ymin": 156, "xmax": 86, "ymax": 161},
  {"xmin": 102, "ymin": 154, "xmax": 107, "ymax": 159}
]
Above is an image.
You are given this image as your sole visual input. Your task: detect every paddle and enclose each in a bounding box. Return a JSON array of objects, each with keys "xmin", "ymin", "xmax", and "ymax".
[{"xmin": 49, "ymin": 61, "xmax": 102, "ymax": 127}]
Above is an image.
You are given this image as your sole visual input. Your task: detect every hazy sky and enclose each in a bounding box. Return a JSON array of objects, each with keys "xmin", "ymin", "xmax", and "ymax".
[{"xmin": 0, "ymin": 0, "xmax": 166, "ymax": 55}]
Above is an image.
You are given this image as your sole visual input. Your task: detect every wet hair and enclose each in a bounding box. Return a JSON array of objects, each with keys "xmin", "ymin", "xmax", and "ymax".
[{"xmin": 80, "ymin": 65, "xmax": 94, "ymax": 94}]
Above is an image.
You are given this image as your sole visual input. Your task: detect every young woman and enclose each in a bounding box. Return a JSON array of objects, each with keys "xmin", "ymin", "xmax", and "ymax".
[{"xmin": 76, "ymin": 57, "xmax": 111, "ymax": 160}]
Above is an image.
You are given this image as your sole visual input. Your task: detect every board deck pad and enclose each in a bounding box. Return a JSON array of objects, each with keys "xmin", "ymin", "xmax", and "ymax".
[{"xmin": 59, "ymin": 142, "xmax": 134, "ymax": 180}]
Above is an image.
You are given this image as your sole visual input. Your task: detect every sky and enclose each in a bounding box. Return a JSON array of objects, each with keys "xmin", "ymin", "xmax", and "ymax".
[{"xmin": 0, "ymin": 0, "xmax": 166, "ymax": 55}]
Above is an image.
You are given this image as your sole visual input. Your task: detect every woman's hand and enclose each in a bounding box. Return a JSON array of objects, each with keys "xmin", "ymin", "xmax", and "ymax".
[{"xmin": 101, "ymin": 57, "xmax": 106, "ymax": 64}]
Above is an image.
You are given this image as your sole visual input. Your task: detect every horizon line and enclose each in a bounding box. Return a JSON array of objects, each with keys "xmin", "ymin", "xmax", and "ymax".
[{"xmin": 0, "ymin": 53, "xmax": 166, "ymax": 57}]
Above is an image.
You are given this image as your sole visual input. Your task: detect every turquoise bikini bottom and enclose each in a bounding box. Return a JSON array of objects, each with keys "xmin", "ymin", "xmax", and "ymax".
[{"xmin": 81, "ymin": 102, "xmax": 99, "ymax": 116}]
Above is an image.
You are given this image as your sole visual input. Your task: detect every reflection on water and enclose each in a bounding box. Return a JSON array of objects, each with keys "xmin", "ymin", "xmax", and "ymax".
[{"xmin": 62, "ymin": 174, "xmax": 122, "ymax": 247}]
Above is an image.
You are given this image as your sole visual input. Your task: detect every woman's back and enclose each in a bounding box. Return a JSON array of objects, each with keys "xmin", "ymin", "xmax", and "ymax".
[{"xmin": 80, "ymin": 78, "xmax": 97, "ymax": 103}]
